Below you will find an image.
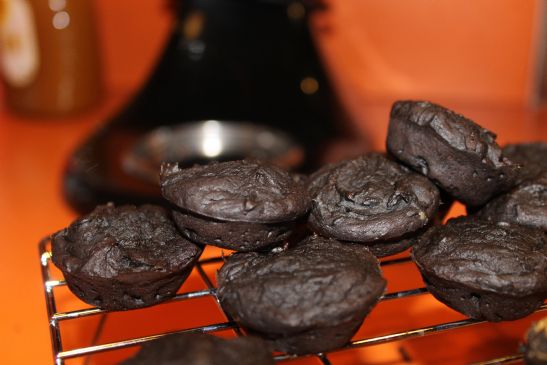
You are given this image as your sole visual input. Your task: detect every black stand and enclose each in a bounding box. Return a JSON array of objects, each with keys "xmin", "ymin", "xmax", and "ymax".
[{"xmin": 64, "ymin": 0, "xmax": 341, "ymax": 212}]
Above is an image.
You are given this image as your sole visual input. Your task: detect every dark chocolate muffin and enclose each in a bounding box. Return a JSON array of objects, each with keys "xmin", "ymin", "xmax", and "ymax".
[
  {"xmin": 308, "ymin": 153, "xmax": 440, "ymax": 257},
  {"xmin": 503, "ymin": 142, "xmax": 547, "ymax": 183},
  {"xmin": 307, "ymin": 160, "xmax": 348, "ymax": 198},
  {"xmin": 523, "ymin": 317, "xmax": 547, "ymax": 365},
  {"xmin": 474, "ymin": 172, "xmax": 547, "ymax": 232},
  {"xmin": 217, "ymin": 235, "xmax": 386, "ymax": 354},
  {"xmin": 160, "ymin": 160, "xmax": 310, "ymax": 252},
  {"xmin": 161, "ymin": 160, "xmax": 309, "ymax": 223},
  {"xmin": 52, "ymin": 204, "xmax": 202, "ymax": 311},
  {"xmin": 171, "ymin": 210, "xmax": 294, "ymax": 252},
  {"xmin": 308, "ymin": 157, "xmax": 452, "ymax": 224},
  {"xmin": 120, "ymin": 333, "xmax": 274, "ymax": 365},
  {"xmin": 412, "ymin": 216, "xmax": 547, "ymax": 321},
  {"xmin": 387, "ymin": 100, "xmax": 519, "ymax": 207},
  {"xmin": 363, "ymin": 236, "xmax": 418, "ymax": 258}
]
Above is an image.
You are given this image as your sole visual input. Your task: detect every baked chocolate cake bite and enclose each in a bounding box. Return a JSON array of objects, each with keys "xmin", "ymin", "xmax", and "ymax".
[
  {"xmin": 472, "ymin": 142, "xmax": 547, "ymax": 231},
  {"xmin": 171, "ymin": 210, "xmax": 294, "ymax": 252},
  {"xmin": 307, "ymin": 160, "xmax": 348, "ymax": 198},
  {"xmin": 161, "ymin": 160, "xmax": 309, "ymax": 223},
  {"xmin": 474, "ymin": 172, "xmax": 547, "ymax": 232},
  {"xmin": 217, "ymin": 235, "xmax": 386, "ymax": 354},
  {"xmin": 387, "ymin": 100, "xmax": 519, "ymax": 207},
  {"xmin": 503, "ymin": 142, "xmax": 547, "ymax": 183},
  {"xmin": 120, "ymin": 333, "xmax": 274, "ymax": 365},
  {"xmin": 160, "ymin": 160, "xmax": 310, "ymax": 252},
  {"xmin": 308, "ymin": 156, "xmax": 452, "ymax": 224},
  {"xmin": 308, "ymin": 153, "xmax": 440, "ymax": 257},
  {"xmin": 363, "ymin": 238, "xmax": 417, "ymax": 258},
  {"xmin": 52, "ymin": 204, "xmax": 202, "ymax": 311},
  {"xmin": 523, "ymin": 317, "xmax": 547, "ymax": 365},
  {"xmin": 412, "ymin": 216, "xmax": 547, "ymax": 322}
]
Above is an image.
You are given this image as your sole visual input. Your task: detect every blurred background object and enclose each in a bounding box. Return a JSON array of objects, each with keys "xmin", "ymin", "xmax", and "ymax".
[
  {"xmin": 0, "ymin": 0, "xmax": 102, "ymax": 115},
  {"xmin": 63, "ymin": 0, "xmax": 347, "ymax": 213}
]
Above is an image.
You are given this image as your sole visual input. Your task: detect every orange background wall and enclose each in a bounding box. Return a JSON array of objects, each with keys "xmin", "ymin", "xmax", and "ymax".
[{"xmin": 92, "ymin": 0, "xmax": 544, "ymax": 109}]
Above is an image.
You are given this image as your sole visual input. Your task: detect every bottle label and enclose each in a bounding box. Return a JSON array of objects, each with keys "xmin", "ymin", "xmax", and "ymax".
[{"xmin": 0, "ymin": 0, "xmax": 39, "ymax": 87}]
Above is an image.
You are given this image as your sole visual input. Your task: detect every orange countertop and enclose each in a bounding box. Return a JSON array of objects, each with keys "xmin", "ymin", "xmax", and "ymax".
[{"xmin": 1, "ymin": 1, "xmax": 547, "ymax": 364}]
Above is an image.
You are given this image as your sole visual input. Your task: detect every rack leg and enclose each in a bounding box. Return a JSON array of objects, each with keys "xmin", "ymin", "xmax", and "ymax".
[{"xmin": 317, "ymin": 353, "xmax": 332, "ymax": 365}]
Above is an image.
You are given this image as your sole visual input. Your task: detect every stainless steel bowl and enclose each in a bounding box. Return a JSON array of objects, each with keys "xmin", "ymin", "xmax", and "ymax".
[{"xmin": 122, "ymin": 120, "xmax": 304, "ymax": 184}]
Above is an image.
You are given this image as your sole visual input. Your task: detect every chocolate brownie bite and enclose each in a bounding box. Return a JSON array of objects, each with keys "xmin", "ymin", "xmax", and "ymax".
[
  {"xmin": 474, "ymin": 172, "xmax": 547, "ymax": 232},
  {"xmin": 387, "ymin": 100, "xmax": 519, "ymax": 207},
  {"xmin": 412, "ymin": 216, "xmax": 547, "ymax": 321},
  {"xmin": 523, "ymin": 317, "xmax": 547, "ymax": 365},
  {"xmin": 308, "ymin": 153, "xmax": 440, "ymax": 257},
  {"xmin": 307, "ymin": 160, "xmax": 348, "ymax": 198},
  {"xmin": 161, "ymin": 160, "xmax": 309, "ymax": 223},
  {"xmin": 171, "ymin": 210, "xmax": 294, "ymax": 252},
  {"xmin": 504, "ymin": 142, "xmax": 547, "ymax": 183},
  {"xmin": 160, "ymin": 160, "xmax": 310, "ymax": 252},
  {"xmin": 217, "ymin": 235, "xmax": 386, "ymax": 354},
  {"xmin": 363, "ymin": 237, "xmax": 415, "ymax": 258},
  {"xmin": 120, "ymin": 333, "xmax": 274, "ymax": 365},
  {"xmin": 51, "ymin": 204, "xmax": 202, "ymax": 311}
]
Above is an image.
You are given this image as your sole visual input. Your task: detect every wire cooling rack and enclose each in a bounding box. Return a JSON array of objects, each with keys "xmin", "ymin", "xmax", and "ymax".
[{"xmin": 39, "ymin": 236, "xmax": 545, "ymax": 365}]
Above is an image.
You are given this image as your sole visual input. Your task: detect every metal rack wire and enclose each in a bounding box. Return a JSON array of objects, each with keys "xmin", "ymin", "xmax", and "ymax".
[{"xmin": 39, "ymin": 237, "xmax": 544, "ymax": 365}]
